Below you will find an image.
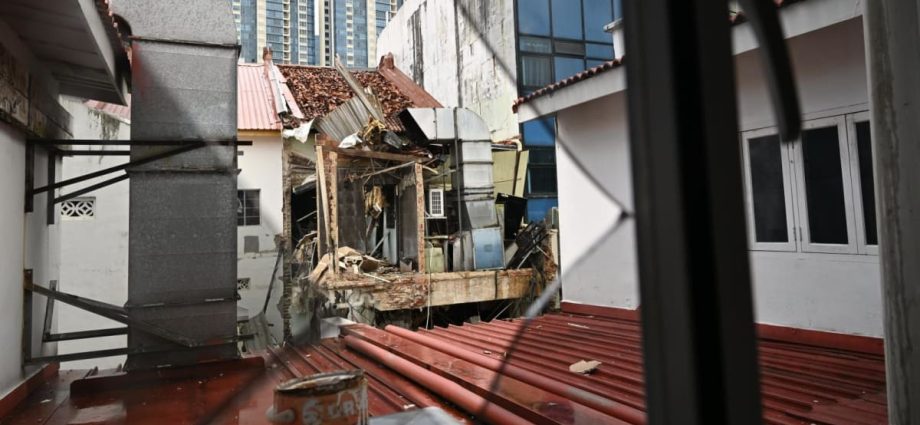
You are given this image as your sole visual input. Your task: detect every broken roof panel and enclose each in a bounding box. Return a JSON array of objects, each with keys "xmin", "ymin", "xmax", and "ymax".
[{"xmin": 279, "ymin": 55, "xmax": 441, "ymax": 132}]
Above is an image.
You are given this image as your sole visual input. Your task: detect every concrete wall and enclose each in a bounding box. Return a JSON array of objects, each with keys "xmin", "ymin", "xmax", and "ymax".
[
  {"xmin": 735, "ymin": 17, "xmax": 881, "ymax": 337},
  {"xmin": 57, "ymin": 99, "xmax": 130, "ymax": 370},
  {"xmin": 237, "ymin": 134, "xmax": 284, "ymax": 341},
  {"xmin": 556, "ymin": 17, "xmax": 882, "ymax": 337},
  {"xmin": 0, "ymin": 21, "xmax": 60, "ymax": 398},
  {"xmin": 376, "ymin": 0, "xmax": 519, "ymax": 141},
  {"xmin": 555, "ymin": 93, "xmax": 637, "ymax": 309}
]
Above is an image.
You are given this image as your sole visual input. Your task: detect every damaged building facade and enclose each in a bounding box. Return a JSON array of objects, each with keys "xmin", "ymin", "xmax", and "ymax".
[
  {"xmin": 276, "ymin": 56, "xmax": 551, "ymax": 338},
  {"xmin": 377, "ymin": 0, "xmax": 622, "ymax": 220}
]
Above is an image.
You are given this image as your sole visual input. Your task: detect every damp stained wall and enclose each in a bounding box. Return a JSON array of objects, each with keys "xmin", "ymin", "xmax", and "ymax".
[{"xmin": 376, "ymin": 0, "xmax": 519, "ymax": 141}]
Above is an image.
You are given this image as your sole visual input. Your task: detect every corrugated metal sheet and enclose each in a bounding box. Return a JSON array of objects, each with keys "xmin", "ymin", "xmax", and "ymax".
[
  {"xmin": 238, "ymin": 63, "xmax": 282, "ymax": 131},
  {"xmin": 3, "ymin": 312, "xmax": 888, "ymax": 424}
]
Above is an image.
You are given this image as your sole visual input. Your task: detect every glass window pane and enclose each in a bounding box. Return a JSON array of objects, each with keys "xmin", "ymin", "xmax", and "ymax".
[
  {"xmin": 528, "ymin": 166, "xmax": 558, "ymax": 194},
  {"xmin": 554, "ymin": 40, "xmax": 585, "ymax": 56},
  {"xmin": 855, "ymin": 121, "xmax": 877, "ymax": 245},
  {"xmin": 586, "ymin": 43, "xmax": 614, "ymax": 60},
  {"xmin": 583, "ymin": 0, "xmax": 614, "ymax": 42},
  {"xmin": 520, "ymin": 36, "xmax": 552, "ymax": 53},
  {"xmin": 517, "ymin": 0, "xmax": 550, "ymax": 36},
  {"xmin": 521, "ymin": 55, "xmax": 552, "ymax": 88},
  {"xmin": 552, "ymin": 0, "xmax": 583, "ymax": 39},
  {"xmin": 554, "ymin": 56, "xmax": 585, "ymax": 81},
  {"xmin": 748, "ymin": 135, "xmax": 788, "ymax": 243},
  {"xmin": 522, "ymin": 117, "xmax": 555, "ymax": 147},
  {"xmin": 802, "ymin": 126, "xmax": 848, "ymax": 244},
  {"xmin": 586, "ymin": 59, "xmax": 606, "ymax": 69}
]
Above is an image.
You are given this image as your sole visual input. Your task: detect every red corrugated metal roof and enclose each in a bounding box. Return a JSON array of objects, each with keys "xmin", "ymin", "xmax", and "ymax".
[
  {"xmin": 238, "ymin": 63, "xmax": 283, "ymax": 131},
  {"xmin": 3, "ymin": 312, "xmax": 887, "ymax": 424},
  {"xmin": 85, "ymin": 96, "xmax": 131, "ymax": 122}
]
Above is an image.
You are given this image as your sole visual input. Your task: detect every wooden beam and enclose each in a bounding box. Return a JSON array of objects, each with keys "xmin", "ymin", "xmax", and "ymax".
[
  {"xmin": 373, "ymin": 270, "xmax": 533, "ymax": 311},
  {"xmin": 323, "ymin": 145, "xmax": 427, "ymax": 163},
  {"xmin": 415, "ymin": 163, "xmax": 426, "ymax": 273},
  {"xmin": 315, "ymin": 145, "xmax": 332, "ymax": 259},
  {"xmin": 329, "ymin": 151, "xmax": 340, "ymax": 278}
]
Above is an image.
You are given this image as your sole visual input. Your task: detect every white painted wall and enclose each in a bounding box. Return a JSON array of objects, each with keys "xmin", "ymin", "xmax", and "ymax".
[
  {"xmin": 237, "ymin": 134, "xmax": 285, "ymax": 341},
  {"xmin": 555, "ymin": 93, "xmax": 638, "ymax": 309},
  {"xmin": 58, "ymin": 99, "xmax": 130, "ymax": 370},
  {"xmin": 736, "ymin": 18, "xmax": 881, "ymax": 337},
  {"xmin": 553, "ymin": 17, "xmax": 882, "ymax": 337},
  {"xmin": 0, "ymin": 21, "xmax": 61, "ymax": 398},
  {"xmin": 377, "ymin": 0, "xmax": 519, "ymax": 141}
]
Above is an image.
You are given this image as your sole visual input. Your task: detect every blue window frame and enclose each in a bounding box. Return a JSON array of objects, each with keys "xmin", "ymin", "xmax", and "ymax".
[
  {"xmin": 522, "ymin": 117, "xmax": 556, "ymax": 147},
  {"xmin": 554, "ymin": 57, "xmax": 585, "ymax": 80},
  {"xmin": 552, "ymin": 0, "xmax": 583, "ymax": 40},
  {"xmin": 518, "ymin": 0, "xmax": 551, "ymax": 36},
  {"xmin": 583, "ymin": 0, "xmax": 615, "ymax": 42}
]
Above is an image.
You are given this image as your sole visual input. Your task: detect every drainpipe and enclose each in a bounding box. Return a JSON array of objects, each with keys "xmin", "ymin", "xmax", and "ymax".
[{"xmin": 112, "ymin": 0, "xmax": 240, "ymax": 369}]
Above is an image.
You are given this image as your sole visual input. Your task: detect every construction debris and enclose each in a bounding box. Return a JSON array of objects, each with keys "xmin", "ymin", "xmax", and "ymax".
[{"xmin": 569, "ymin": 360, "xmax": 603, "ymax": 375}]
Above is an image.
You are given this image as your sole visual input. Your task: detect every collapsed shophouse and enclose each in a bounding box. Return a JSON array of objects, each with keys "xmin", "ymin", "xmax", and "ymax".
[{"xmin": 276, "ymin": 56, "xmax": 551, "ymax": 337}]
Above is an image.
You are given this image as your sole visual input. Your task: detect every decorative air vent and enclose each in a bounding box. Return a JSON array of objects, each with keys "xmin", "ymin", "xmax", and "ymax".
[
  {"xmin": 61, "ymin": 197, "xmax": 95, "ymax": 220},
  {"xmin": 428, "ymin": 188, "xmax": 445, "ymax": 218}
]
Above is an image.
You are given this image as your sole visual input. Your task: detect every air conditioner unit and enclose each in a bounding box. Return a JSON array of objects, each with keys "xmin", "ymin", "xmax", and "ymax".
[{"xmin": 428, "ymin": 188, "xmax": 445, "ymax": 218}]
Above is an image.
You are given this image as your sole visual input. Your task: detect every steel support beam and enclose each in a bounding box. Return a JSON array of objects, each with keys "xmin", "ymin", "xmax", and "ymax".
[
  {"xmin": 26, "ymin": 282, "xmax": 198, "ymax": 347},
  {"xmin": 44, "ymin": 327, "xmax": 129, "ymax": 342},
  {"xmin": 622, "ymin": 0, "xmax": 763, "ymax": 423},
  {"xmin": 28, "ymin": 139, "xmax": 252, "ymax": 147},
  {"xmin": 53, "ymin": 173, "xmax": 130, "ymax": 205},
  {"xmin": 30, "ymin": 142, "xmax": 206, "ymax": 195},
  {"xmin": 863, "ymin": 0, "xmax": 920, "ymax": 422}
]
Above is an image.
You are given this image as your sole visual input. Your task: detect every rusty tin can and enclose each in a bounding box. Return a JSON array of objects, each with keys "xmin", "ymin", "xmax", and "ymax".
[{"xmin": 267, "ymin": 370, "xmax": 368, "ymax": 425}]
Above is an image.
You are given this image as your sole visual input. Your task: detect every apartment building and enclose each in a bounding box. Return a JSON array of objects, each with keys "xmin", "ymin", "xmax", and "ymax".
[{"xmin": 232, "ymin": 0, "xmax": 403, "ymax": 66}]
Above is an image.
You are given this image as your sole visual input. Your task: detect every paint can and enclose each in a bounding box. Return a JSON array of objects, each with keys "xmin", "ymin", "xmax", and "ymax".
[{"xmin": 267, "ymin": 370, "xmax": 368, "ymax": 425}]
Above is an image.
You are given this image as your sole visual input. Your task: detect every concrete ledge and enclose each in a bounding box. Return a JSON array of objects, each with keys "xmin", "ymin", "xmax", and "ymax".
[{"xmin": 372, "ymin": 269, "xmax": 534, "ymax": 312}]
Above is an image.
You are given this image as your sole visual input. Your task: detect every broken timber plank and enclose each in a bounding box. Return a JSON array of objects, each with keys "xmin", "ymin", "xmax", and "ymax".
[
  {"xmin": 323, "ymin": 145, "xmax": 428, "ymax": 163},
  {"xmin": 373, "ymin": 269, "xmax": 534, "ymax": 311}
]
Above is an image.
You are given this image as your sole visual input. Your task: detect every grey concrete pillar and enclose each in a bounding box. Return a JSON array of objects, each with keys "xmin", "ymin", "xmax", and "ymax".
[{"xmin": 863, "ymin": 1, "xmax": 920, "ymax": 422}]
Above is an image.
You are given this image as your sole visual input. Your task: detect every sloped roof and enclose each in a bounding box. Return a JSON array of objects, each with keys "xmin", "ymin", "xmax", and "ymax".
[
  {"xmin": 278, "ymin": 54, "xmax": 441, "ymax": 128},
  {"xmin": 238, "ymin": 63, "xmax": 305, "ymax": 131},
  {"xmin": 238, "ymin": 64, "xmax": 282, "ymax": 131},
  {"xmin": 4, "ymin": 310, "xmax": 888, "ymax": 424}
]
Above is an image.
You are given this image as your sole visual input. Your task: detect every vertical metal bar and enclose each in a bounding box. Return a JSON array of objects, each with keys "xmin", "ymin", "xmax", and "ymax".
[
  {"xmin": 863, "ymin": 0, "xmax": 920, "ymax": 422},
  {"xmin": 22, "ymin": 270, "xmax": 33, "ymax": 364},
  {"xmin": 46, "ymin": 152, "xmax": 56, "ymax": 225},
  {"xmin": 42, "ymin": 280, "xmax": 57, "ymax": 340},
  {"xmin": 25, "ymin": 143, "xmax": 34, "ymax": 212},
  {"xmin": 621, "ymin": 0, "xmax": 762, "ymax": 424}
]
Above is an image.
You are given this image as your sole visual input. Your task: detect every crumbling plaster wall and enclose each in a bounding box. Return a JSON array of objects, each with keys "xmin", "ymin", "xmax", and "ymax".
[
  {"xmin": 57, "ymin": 99, "xmax": 130, "ymax": 370},
  {"xmin": 376, "ymin": 0, "xmax": 519, "ymax": 141}
]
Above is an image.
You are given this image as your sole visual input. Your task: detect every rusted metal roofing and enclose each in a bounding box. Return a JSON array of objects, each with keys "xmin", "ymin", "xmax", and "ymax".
[{"xmin": 2, "ymin": 312, "xmax": 887, "ymax": 424}]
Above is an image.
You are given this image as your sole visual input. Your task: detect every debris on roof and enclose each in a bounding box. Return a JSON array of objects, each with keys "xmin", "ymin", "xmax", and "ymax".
[{"xmin": 2, "ymin": 311, "xmax": 889, "ymax": 424}]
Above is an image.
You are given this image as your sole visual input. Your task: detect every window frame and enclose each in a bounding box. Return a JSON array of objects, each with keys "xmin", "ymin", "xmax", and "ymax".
[
  {"xmin": 237, "ymin": 189, "xmax": 261, "ymax": 227},
  {"xmin": 846, "ymin": 111, "xmax": 879, "ymax": 255},
  {"xmin": 791, "ymin": 115, "xmax": 859, "ymax": 254},
  {"xmin": 740, "ymin": 127, "xmax": 797, "ymax": 252}
]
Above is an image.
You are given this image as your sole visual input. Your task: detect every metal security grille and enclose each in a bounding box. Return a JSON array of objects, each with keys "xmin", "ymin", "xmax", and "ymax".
[{"xmin": 60, "ymin": 197, "xmax": 95, "ymax": 219}]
